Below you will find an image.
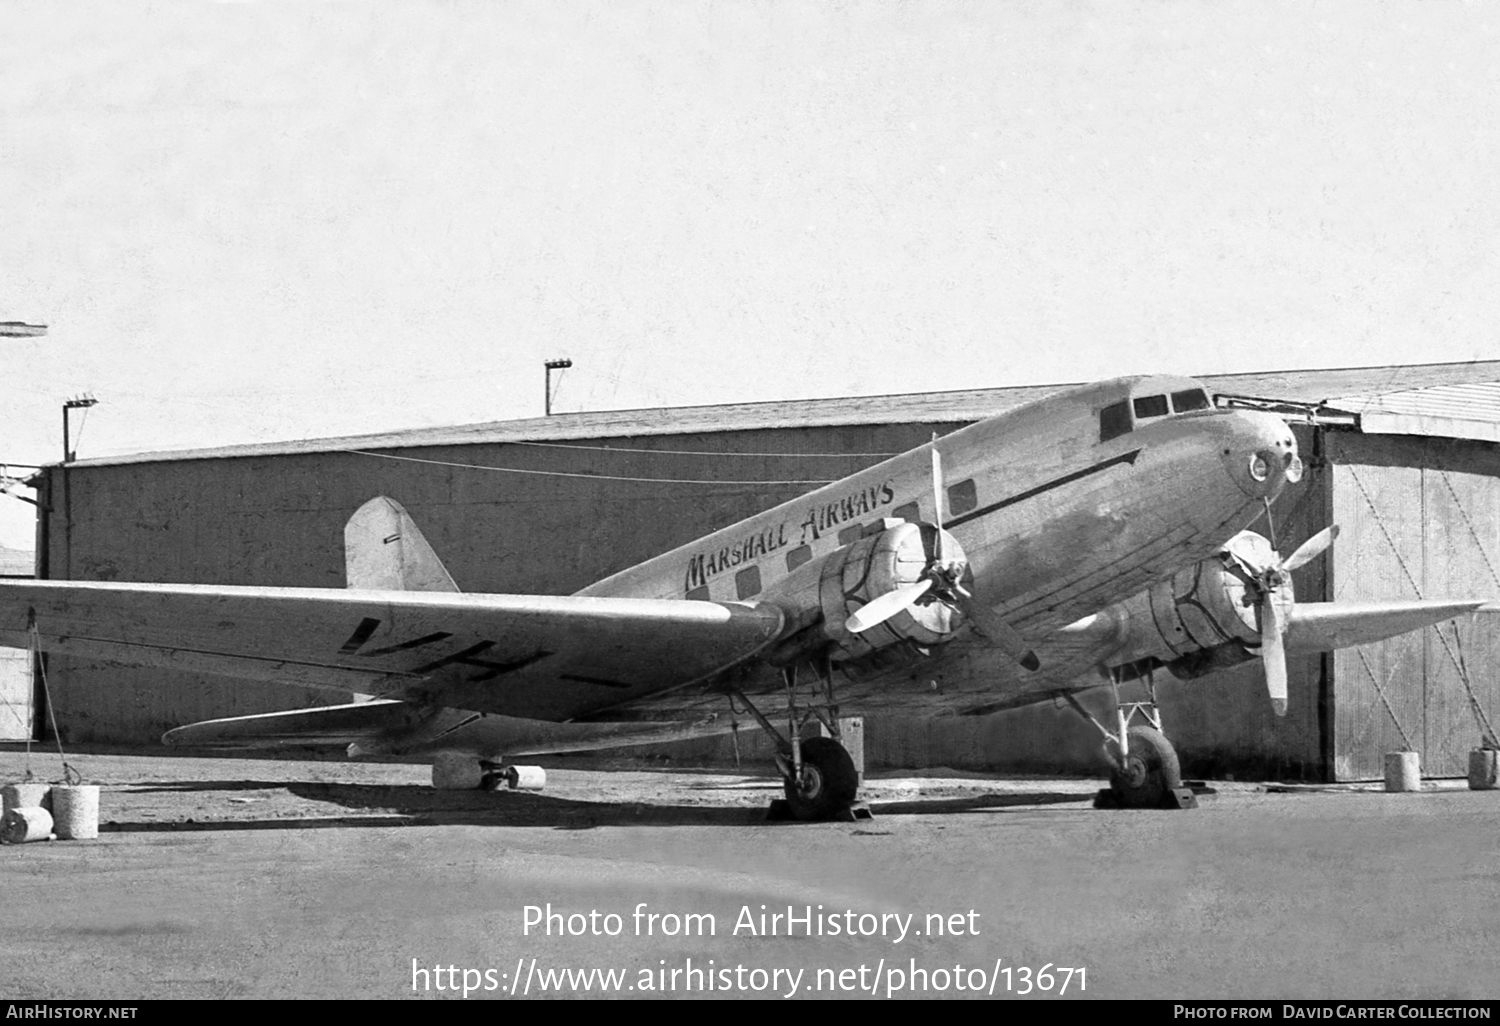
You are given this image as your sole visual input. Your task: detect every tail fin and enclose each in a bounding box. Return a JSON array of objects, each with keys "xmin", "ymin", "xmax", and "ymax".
[{"xmin": 344, "ymin": 496, "xmax": 459, "ymax": 593}]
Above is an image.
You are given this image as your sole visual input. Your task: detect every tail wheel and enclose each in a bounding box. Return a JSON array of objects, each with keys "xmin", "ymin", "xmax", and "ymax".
[
  {"xmin": 1109, "ymin": 726, "xmax": 1182, "ymax": 808},
  {"xmin": 783, "ymin": 737, "xmax": 859, "ymax": 821}
]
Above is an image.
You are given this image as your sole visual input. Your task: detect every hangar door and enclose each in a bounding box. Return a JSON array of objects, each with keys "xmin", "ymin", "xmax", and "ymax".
[
  {"xmin": 1329, "ymin": 433, "xmax": 1500, "ymax": 780},
  {"xmin": 0, "ymin": 646, "xmax": 31, "ymax": 740}
]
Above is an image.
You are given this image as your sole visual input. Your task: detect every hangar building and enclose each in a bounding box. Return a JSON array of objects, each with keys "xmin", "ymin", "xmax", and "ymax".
[{"xmin": 22, "ymin": 361, "xmax": 1500, "ymax": 782}]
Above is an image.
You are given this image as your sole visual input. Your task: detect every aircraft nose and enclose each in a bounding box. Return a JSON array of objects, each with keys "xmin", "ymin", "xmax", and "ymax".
[{"xmin": 1221, "ymin": 410, "xmax": 1300, "ymax": 498}]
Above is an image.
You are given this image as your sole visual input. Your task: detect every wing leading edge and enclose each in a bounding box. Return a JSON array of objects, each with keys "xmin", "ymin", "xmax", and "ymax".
[{"xmin": 0, "ymin": 580, "xmax": 785, "ymax": 721}]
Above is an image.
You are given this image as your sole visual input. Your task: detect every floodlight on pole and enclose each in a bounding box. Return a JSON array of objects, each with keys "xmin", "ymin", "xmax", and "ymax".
[
  {"xmin": 62, "ymin": 394, "xmax": 99, "ymax": 464},
  {"xmin": 544, "ymin": 358, "xmax": 573, "ymax": 416}
]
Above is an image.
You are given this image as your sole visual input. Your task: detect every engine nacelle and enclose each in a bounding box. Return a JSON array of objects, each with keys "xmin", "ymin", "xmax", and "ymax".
[
  {"xmin": 763, "ymin": 519, "xmax": 967, "ymax": 670},
  {"xmin": 1094, "ymin": 531, "xmax": 1293, "ymax": 679}
]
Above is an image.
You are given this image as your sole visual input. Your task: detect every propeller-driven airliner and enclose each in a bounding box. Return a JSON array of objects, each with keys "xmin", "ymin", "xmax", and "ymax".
[{"xmin": 2, "ymin": 375, "xmax": 1491, "ymax": 818}]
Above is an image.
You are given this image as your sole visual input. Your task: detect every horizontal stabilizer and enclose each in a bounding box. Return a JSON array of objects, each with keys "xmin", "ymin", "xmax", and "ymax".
[
  {"xmin": 164, "ymin": 700, "xmax": 423, "ymax": 748},
  {"xmin": 165, "ymin": 699, "xmax": 737, "ymax": 758},
  {"xmin": 1287, "ymin": 599, "xmax": 1498, "ymax": 653}
]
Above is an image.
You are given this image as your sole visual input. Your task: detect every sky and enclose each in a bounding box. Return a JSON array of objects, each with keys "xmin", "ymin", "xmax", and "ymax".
[{"xmin": 2, "ymin": 1, "xmax": 1499, "ymax": 548}]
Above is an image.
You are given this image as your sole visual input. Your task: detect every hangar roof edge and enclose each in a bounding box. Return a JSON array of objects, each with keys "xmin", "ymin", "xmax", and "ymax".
[{"xmin": 60, "ymin": 359, "xmax": 1500, "ymax": 469}]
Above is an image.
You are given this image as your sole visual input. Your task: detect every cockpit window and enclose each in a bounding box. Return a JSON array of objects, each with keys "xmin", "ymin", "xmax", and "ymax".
[
  {"xmin": 1099, "ymin": 400, "xmax": 1131, "ymax": 442},
  {"xmin": 1133, "ymin": 394, "xmax": 1169, "ymax": 419},
  {"xmin": 1171, "ymin": 388, "xmax": 1210, "ymax": 412}
]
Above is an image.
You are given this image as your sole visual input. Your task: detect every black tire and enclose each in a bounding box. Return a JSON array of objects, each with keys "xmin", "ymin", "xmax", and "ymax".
[
  {"xmin": 1108, "ymin": 726, "xmax": 1182, "ymax": 808},
  {"xmin": 783, "ymin": 737, "xmax": 860, "ymax": 821}
]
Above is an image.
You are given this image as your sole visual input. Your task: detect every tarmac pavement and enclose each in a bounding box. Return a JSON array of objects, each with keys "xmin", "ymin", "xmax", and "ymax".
[{"xmin": 1, "ymin": 748, "xmax": 1496, "ymax": 1000}]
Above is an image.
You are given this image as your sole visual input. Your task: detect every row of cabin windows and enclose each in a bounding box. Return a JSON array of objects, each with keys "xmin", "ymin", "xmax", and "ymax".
[
  {"xmin": 1098, "ymin": 388, "xmax": 1211, "ymax": 443},
  {"xmin": 685, "ymin": 477, "xmax": 980, "ymax": 601}
]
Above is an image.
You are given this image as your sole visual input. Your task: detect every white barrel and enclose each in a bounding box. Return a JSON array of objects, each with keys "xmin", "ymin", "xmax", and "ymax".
[
  {"xmin": 51, "ymin": 785, "xmax": 100, "ymax": 840},
  {"xmin": 1384, "ymin": 751, "xmax": 1421, "ymax": 792},
  {"xmin": 505, "ymin": 765, "xmax": 546, "ymax": 791},
  {"xmin": 1469, "ymin": 749, "xmax": 1499, "ymax": 791},
  {"xmin": 2, "ymin": 783, "xmax": 51, "ymax": 819},
  {"xmin": 2, "ymin": 806, "xmax": 53, "ymax": 844}
]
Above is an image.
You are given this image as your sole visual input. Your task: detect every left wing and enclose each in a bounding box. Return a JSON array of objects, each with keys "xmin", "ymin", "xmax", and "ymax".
[{"xmin": 0, "ymin": 581, "xmax": 785, "ymax": 721}]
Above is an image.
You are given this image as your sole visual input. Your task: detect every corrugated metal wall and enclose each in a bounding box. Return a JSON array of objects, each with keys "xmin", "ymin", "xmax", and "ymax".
[{"xmin": 1329, "ymin": 432, "xmax": 1500, "ymax": 779}]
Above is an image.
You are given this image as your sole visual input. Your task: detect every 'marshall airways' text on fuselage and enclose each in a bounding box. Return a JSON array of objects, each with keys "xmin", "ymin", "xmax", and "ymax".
[{"xmin": 685, "ymin": 480, "xmax": 896, "ymax": 590}]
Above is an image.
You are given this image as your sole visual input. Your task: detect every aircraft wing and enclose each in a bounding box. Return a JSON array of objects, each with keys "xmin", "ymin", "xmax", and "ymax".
[
  {"xmin": 1285, "ymin": 599, "xmax": 1499, "ymax": 653},
  {"xmin": 0, "ymin": 580, "xmax": 785, "ymax": 721}
]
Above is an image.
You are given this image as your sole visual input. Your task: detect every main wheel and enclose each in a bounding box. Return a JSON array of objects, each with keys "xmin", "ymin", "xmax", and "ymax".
[
  {"xmin": 783, "ymin": 737, "xmax": 859, "ymax": 821},
  {"xmin": 1108, "ymin": 726, "xmax": 1182, "ymax": 808}
]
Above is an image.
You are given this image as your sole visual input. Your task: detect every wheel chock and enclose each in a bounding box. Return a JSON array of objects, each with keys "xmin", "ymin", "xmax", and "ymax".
[
  {"xmin": 1165, "ymin": 786, "xmax": 1199, "ymax": 809},
  {"xmin": 837, "ymin": 801, "xmax": 874, "ymax": 822},
  {"xmin": 765, "ymin": 798, "xmax": 794, "ymax": 822},
  {"xmin": 1092, "ymin": 787, "xmax": 1199, "ymax": 809},
  {"xmin": 765, "ymin": 798, "xmax": 874, "ymax": 822}
]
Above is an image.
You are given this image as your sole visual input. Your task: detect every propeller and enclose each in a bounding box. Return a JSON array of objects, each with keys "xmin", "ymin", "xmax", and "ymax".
[
  {"xmin": 845, "ymin": 437, "xmax": 1041, "ymax": 672},
  {"xmin": 1225, "ymin": 525, "xmax": 1339, "ymax": 716}
]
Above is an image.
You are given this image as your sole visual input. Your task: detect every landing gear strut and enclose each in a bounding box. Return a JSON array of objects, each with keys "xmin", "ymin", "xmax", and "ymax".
[
  {"xmin": 1063, "ymin": 668, "xmax": 1195, "ymax": 810},
  {"xmin": 728, "ymin": 658, "xmax": 866, "ymax": 822}
]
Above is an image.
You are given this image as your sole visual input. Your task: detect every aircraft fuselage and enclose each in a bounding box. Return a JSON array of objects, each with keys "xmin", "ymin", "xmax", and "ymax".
[{"xmin": 582, "ymin": 375, "xmax": 1298, "ymax": 656}]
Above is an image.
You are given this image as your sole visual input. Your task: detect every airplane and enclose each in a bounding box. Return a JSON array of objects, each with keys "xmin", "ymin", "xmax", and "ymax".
[{"xmin": 1, "ymin": 374, "xmax": 1492, "ymax": 819}]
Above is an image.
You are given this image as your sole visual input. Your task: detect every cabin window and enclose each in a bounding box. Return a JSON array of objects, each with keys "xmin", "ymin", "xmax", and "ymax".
[
  {"xmin": 893, "ymin": 502, "xmax": 920, "ymax": 522},
  {"xmin": 1171, "ymin": 388, "xmax": 1210, "ymax": 413},
  {"xmin": 1133, "ymin": 394, "xmax": 1169, "ymax": 420},
  {"xmin": 837, "ymin": 525, "xmax": 864, "ymax": 547},
  {"xmin": 785, "ymin": 545, "xmax": 812, "ymax": 571},
  {"xmin": 686, "ymin": 586, "xmax": 710, "ymax": 601},
  {"xmin": 1099, "ymin": 400, "xmax": 1131, "ymax": 442},
  {"xmin": 947, "ymin": 479, "xmax": 978, "ymax": 516},
  {"xmin": 735, "ymin": 565, "xmax": 762, "ymax": 599}
]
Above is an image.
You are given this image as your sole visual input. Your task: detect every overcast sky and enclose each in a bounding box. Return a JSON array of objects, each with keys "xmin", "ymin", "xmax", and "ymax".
[{"xmin": 3, "ymin": 2, "xmax": 1499, "ymax": 548}]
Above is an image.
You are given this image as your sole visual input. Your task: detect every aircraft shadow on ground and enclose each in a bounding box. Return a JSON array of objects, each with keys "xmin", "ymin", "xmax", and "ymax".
[
  {"xmin": 121, "ymin": 780, "xmax": 311, "ymax": 793},
  {"xmin": 99, "ymin": 781, "xmax": 1098, "ymax": 832}
]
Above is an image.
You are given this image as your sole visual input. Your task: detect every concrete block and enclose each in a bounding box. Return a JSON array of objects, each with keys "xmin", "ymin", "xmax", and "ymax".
[
  {"xmin": 1469, "ymin": 749, "xmax": 1498, "ymax": 790},
  {"xmin": 51, "ymin": 784, "xmax": 100, "ymax": 840},
  {"xmin": 2, "ymin": 782, "xmax": 51, "ymax": 819},
  {"xmin": 1384, "ymin": 751, "xmax": 1421, "ymax": 792}
]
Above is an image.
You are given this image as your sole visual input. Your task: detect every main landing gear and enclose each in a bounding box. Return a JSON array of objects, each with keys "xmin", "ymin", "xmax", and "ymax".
[
  {"xmin": 728, "ymin": 659, "xmax": 868, "ymax": 822},
  {"xmin": 1062, "ymin": 667, "xmax": 1197, "ymax": 810}
]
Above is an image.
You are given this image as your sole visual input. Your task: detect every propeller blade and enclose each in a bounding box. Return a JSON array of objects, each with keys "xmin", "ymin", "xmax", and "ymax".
[
  {"xmin": 930, "ymin": 436, "xmax": 944, "ymax": 564},
  {"xmin": 1224, "ymin": 532, "xmax": 1271, "ymax": 576},
  {"xmin": 846, "ymin": 579, "xmax": 934, "ymax": 634},
  {"xmin": 1261, "ymin": 593, "xmax": 1289, "ymax": 717},
  {"xmin": 954, "ymin": 591, "xmax": 1041, "ymax": 672},
  {"xmin": 1282, "ymin": 525, "xmax": 1340, "ymax": 574}
]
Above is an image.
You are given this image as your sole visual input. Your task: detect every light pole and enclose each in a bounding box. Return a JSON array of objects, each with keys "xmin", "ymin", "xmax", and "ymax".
[
  {"xmin": 62, "ymin": 395, "xmax": 97, "ymax": 464},
  {"xmin": 544, "ymin": 358, "xmax": 572, "ymax": 416}
]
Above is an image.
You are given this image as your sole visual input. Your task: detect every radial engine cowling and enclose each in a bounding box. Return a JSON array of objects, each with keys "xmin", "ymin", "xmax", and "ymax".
[
  {"xmin": 1103, "ymin": 531, "xmax": 1293, "ymax": 679},
  {"xmin": 820, "ymin": 521, "xmax": 966, "ymax": 663}
]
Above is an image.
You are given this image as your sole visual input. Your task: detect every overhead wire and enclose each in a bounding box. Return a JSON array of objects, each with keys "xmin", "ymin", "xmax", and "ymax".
[
  {"xmin": 502, "ymin": 439, "xmax": 901, "ymax": 458},
  {"xmin": 343, "ymin": 449, "xmax": 839, "ymax": 485}
]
